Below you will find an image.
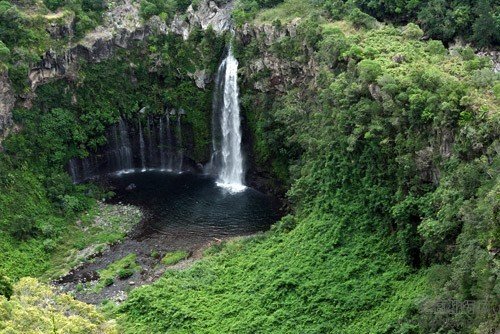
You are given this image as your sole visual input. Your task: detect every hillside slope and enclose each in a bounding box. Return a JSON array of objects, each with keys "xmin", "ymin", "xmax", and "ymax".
[{"xmin": 117, "ymin": 2, "xmax": 499, "ymax": 333}]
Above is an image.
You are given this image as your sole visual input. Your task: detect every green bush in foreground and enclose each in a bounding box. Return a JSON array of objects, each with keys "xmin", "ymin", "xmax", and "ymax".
[{"xmin": 0, "ymin": 278, "xmax": 117, "ymax": 333}]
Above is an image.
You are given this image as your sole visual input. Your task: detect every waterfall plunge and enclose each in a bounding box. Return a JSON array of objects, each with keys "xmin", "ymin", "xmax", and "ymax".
[
  {"xmin": 139, "ymin": 119, "xmax": 147, "ymax": 172},
  {"xmin": 211, "ymin": 47, "xmax": 245, "ymax": 192}
]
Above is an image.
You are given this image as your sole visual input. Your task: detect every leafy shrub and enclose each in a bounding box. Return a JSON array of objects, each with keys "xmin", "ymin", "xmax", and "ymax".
[
  {"xmin": 0, "ymin": 274, "xmax": 13, "ymax": 299},
  {"xmin": 357, "ymin": 59, "xmax": 382, "ymax": 83},
  {"xmin": 42, "ymin": 238, "xmax": 57, "ymax": 252},
  {"xmin": 493, "ymin": 82, "xmax": 500, "ymax": 100},
  {"xmin": 347, "ymin": 7, "xmax": 377, "ymax": 29},
  {"xmin": 43, "ymin": 0, "xmax": 65, "ymax": 11},
  {"xmin": 0, "ymin": 40, "xmax": 9, "ymax": 62},
  {"xmin": 103, "ymin": 277, "xmax": 114, "ymax": 287},
  {"xmin": 402, "ymin": 23, "xmax": 424, "ymax": 39},
  {"xmin": 0, "ymin": 278, "xmax": 117, "ymax": 333},
  {"xmin": 471, "ymin": 68, "xmax": 500, "ymax": 88}
]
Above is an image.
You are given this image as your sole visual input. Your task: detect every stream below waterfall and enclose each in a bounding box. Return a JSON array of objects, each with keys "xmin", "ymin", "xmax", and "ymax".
[{"xmin": 56, "ymin": 170, "xmax": 280, "ymax": 304}]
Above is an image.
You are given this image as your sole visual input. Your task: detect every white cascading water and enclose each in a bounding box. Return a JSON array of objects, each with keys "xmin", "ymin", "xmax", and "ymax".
[
  {"xmin": 147, "ymin": 117, "xmax": 154, "ymax": 166},
  {"xmin": 117, "ymin": 117, "xmax": 133, "ymax": 173},
  {"xmin": 138, "ymin": 119, "xmax": 146, "ymax": 172},
  {"xmin": 166, "ymin": 113, "xmax": 173, "ymax": 171},
  {"xmin": 212, "ymin": 46, "xmax": 245, "ymax": 192},
  {"xmin": 176, "ymin": 113, "xmax": 183, "ymax": 173},
  {"xmin": 159, "ymin": 116, "xmax": 166, "ymax": 171}
]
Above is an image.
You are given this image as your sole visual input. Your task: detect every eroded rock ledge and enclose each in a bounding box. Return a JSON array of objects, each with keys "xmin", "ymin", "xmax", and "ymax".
[
  {"xmin": 27, "ymin": 0, "xmax": 234, "ymax": 91},
  {"xmin": 237, "ymin": 19, "xmax": 318, "ymax": 94},
  {"xmin": 0, "ymin": 71, "xmax": 15, "ymax": 139},
  {"xmin": 0, "ymin": 0, "xmax": 234, "ymax": 143}
]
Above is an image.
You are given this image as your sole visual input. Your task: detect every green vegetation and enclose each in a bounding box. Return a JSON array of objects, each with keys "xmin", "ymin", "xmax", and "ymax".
[
  {"xmin": 42, "ymin": 204, "xmax": 143, "ymax": 280},
  {"xmin": 0, "ymin": 274, "xmax": 12, "ymax": 299},
  {"xmin": 139, "ymin": 0, "xmax": 193, "ymax": 21},
  {"xmin": 161, "ymin": 250, "xmax": 189, "ymax": 266},
  {"xmin": 0, "ymin": 0, "xmax": 498, "ymax": 333},
  {"xmin": 347, "ymin": 0, "xmax": 499, "ymax": 47},
  {"xmin": 236, "ymin": 0, "xmax": 499, "ymax": 47},
  {"xmin": 233, "ymin": 0, "xmax": 286, "ymax": 25},
  {"xmin": 0, "ymin": 0, "xmax": 106, "ymax": 91},
  {"xmin": 0, "ymin": 277, "xmax": 117, "ymax": 333},
  {"xmin": 254, "ymin": 0, "xmax": 320, "ymax": 23},
  {"xmin": 118, "ymin": 221, "xmax": 429, "ymax": 333},
  {"xmin": 96, "ymin": 254, "xmax": 140, "ymax": 291},
  {"xmin": 118, "ymin": 10, "xmax": 498, "ymax": 334},
  {"xmin": 0, "ymin": 198, "xmax": 142, "ymax": 281}
]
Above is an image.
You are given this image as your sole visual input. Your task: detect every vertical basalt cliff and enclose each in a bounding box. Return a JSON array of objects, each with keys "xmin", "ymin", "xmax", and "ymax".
[{"xmin": 0, "ymin": 71, "xmax": 15, "ymax": 139}]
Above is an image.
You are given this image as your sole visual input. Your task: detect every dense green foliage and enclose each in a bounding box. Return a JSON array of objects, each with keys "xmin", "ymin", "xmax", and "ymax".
[
  {"xmin": 118, "ymin": 7, "xmax": 499, "ymax": 333},
  {"xmin": 119, "ymin": 225, "xmax": 427, "ymax": 333},
  {"xmin": 235, "ymin": 0, "xmax": 499, "ymax": 47},
  {"xmin": 233, "ymin": 0, "xmax": 286, "ymax": 25},
  {"xmin": 0, "ymin": 0, "xmax": 498, "ymax": 332},
  {"xmin": 139, "ymin": 0, "xmax": 193, "ymax": 20},
  {"xmin": 0, "ymin": 277, "xmax": 118, "ymax": 333},
  {"xmin": 0, "ymin": 274, "xmax": 12, "ymax": 299},
  {"xmin": 342, "ymin": 0, "xmax": 500, "ymax": 47}
]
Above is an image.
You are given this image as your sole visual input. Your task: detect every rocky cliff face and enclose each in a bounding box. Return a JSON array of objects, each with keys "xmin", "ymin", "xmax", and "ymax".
[
  {"xmin": 236, "ymin": 20, "xmax": 318, "ymax": 94},
  {"xmin": 0, "ymin": 71, "xmax": 15, "ymax": 139},
  {"xmin": 0, "ymin": 0, "xmax": 233, "ymax": 144},
  {"xmin": 29, "ymin": 0, "xmax": 233, "ymax": 90}
]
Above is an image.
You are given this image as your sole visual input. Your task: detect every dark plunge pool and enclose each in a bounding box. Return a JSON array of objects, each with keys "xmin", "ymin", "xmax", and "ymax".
[
  {"xmin": 56, "ymin": 170, "xmax": 281, "ymax": 304},
  {"xmin": 107, "ymin": 170, "xmax": 281, "ymax": 244}
]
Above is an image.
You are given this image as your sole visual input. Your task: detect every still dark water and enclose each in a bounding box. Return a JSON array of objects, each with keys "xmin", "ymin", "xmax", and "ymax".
[
  {"xmin": 107, "ymin": 171, "xmax": 281, "ymax": 240},
  {"xmin": 57, "ymin": 171, "xmax": 280, "ymax": 304}
]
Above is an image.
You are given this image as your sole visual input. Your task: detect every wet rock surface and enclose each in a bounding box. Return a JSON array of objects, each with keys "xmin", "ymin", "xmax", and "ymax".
[
  {"xmin": 0, "ymin": 71, "xmax": 15, "ymax": 142},
  {"xmin": 54, "ymin": 171, "xmax": 280, "ymax": 305},
  {"xmin": 55, "ymin": 215, "xmax": 241, "ymax": 305}
]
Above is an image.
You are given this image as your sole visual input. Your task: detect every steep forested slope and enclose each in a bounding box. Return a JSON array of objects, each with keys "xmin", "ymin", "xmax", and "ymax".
[
  {"xmin": 118, "ymin": 2, "xmax": 499, "ymax": 333},
  {"xmin": 0, "ymin": 0, "xmax": 498, "ymax": 333}
]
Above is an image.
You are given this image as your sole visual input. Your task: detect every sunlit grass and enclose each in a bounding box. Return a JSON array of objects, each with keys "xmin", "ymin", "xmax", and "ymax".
[{"xmin": 255, "ymin": 0, "xmax": 321, "ymax": 24}]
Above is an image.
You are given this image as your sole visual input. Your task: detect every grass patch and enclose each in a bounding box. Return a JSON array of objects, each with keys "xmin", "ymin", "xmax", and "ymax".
[
  {"xmin": 95, "ymin": 254, "xmax": 140, "ymax": 291},
  {"xmin": 255, "ymin": 0, "xmax": 320, "ymax": 24},
  {"xmin": 117, "ymin": 220, "xmax": 427, "ymax": 333},
  {"xmin": 41, "ymin": 203, "xmax": 142, "ymax": 281},
  {"xmin": 161, "ymin": 250, "xmax": 189, "ymax": 266}
]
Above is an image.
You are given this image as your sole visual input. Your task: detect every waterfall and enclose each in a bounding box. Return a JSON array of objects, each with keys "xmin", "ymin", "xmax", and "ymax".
[
  {"xmin": 177, "ymin": 113, "xmax": 183, "ymax": 173},
  {"xmin": 139, "ymin": 119, "xmax": 147, "ymax": 172},
  {"xmin": 68, "ymin": 158, "xmax": 79, "ymax": 183},
  {"xmin": 147, "ymin": 117, "xmax": 154, "ymax": 167},
  {"xmin": 166, "ymin": 113, "xmax": 173, "ymax": 171},
  {"xmin": 159, "ymin": 117, "xmax": 166, "ymax": 170},
  {"xmin": 118, "ymin": 117, "xmax": 133, "ymax": 172},
  {"xmin": 210, "ymin": 46, "xmax": 245, "ymax": 192}
]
